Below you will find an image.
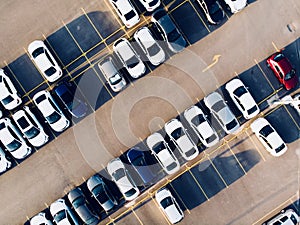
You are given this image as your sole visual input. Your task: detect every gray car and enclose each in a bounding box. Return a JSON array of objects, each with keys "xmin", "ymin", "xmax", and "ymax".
[
  {"xmin": 87, "ymin": 174, "xmax": 118, "ymax": 212},
  {"xmin": 67, "ymin": 187, "xmax": 99, "ymax": 225},
  {"xmin": 151, "ymin": 9, "xmax": 186, "ymax": 53}
]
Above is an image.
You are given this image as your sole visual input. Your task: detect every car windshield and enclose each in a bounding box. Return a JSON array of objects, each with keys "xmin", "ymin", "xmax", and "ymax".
[
  {"xmin": 32, "ymin": 47, "xmax": 44, "ymax": 58},
  {"xmin": 126, "ymin": 56, "xmax": 139, "ymax": 69},
  {"xmin": 54, "ymin": 210, "xmax": 66, "ymax": 223},
  {"xmin": 124, "ymin": 188, "xmax": 136, "ymax": 197},
  {"xmin": 93, "ymin": 185, "xmax": 109, "ymax": 204},
  {"xmin": 131, "ymin": 154, "xmax": 146, "ymax": 167},
  {"xmin": 171, "ymin": 127, "xmax": 183, "ymax": 140},
  {"xmin": 206, "ymin": 133, "xmax": 217, "ymax": 144},
  {"xmin": 152, "ymin": 141, "xmax": 165, "ymax": 154},
  {"xmin": 73, "ymin": 196, "xmax": 85, "ymax": 208},
  {"xmin": 109, "ymin": 74, "xmax": 122, "ymax": 85},
  {"xmin": 259, "ymin": 125, "xmax": 274, "ymax": 137},
  {"xmin": 233, "ymin": 86, "xmax": 247, "ymax": 97},
  {"xmin": 284, "ymin": 69, "xmax": 296, "ymax": 80},
  {"xmin": 149, "ymin": 0, "xmax": 159, "ymax": 7},
  {"xmin": 275, "ymin": 143, "xmax": 286, "ymax": 153},
  {"xmin": 7, "ymin": 140, "xmax": 22, "ymax": 151},
  {"xmin": 161, "ymin": 196, "xmax": 173, "ymax": 208},
  {"xmin": 167, "ymin": 28, "xmax": 181, "ymax": 42},
  {"xmin": 147, "ymin": 43, "xmax": 160, "ymax": 57},
  {"xmin": 46, "ymin": 111, "xmax": 61, "ymax": 124},
  {"xmin": 24, "ymin": 126, "xmax": 40, "ymax": 139},
  {"xmin": 273, "ymin": 53, "xmax": 285, "ymax": 62},
  {"xmin": 60, "ymin": 90, "xmax": 73, "ymax": 109},
  {"xmin": 112, "ymin": 168, "xmax": 125, "ymax": 181},
  {"xmin": 35, "ymin": 94, "xmax": 46, "ymax": 104},
  {"xmin": 45, "ymin": 66, "xmax": 57, "ymax": 76},
  {"xmin": 225, "ymin": 119, "xmax": 237, "ymax": 131},
  {"xmin": 2, "ymin": 95, "xmax": 14, "ymax": 105},
  {"xmin": 124, "ymin": 10, "xmax": 136, "ymax": 20},
  {"xmin": 191, "ymin": 114, "xmax": 206, "ymax": 126},
  {"xmin": 166, "ymin": 162, "xmax": 177, "ymax": 171},
  {"xmin": 211, "ymin": 100, "xmax": 225, "ymax": 112},
  {"xmin": 247, "ymin": 105, "xmax": 258, "ymax": 115}
]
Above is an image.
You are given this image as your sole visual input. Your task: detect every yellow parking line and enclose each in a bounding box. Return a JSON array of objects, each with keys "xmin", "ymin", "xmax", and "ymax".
[
  {"xmin": 169, "ymin": 182, "xmax": 192, "ymax": 213},
  {"xmin": 151, "ymin": 196, "xmax": 172, "ymax": 225},
  {"xmin": 257, "ymin": 87, "xmax": 283, "ymax": 106},
  {"xmin": 226, "ymin": 143, "xmax": 248, "ymax": 175},
  {"xmin": 245, "ymin": 129, "xmax": 266, "ymax": 162},
  {"xmin": 207, "ymin": 156, "xmax": 229, "ymax": 188},
  {"xmin": 167, "ymin": 0, "xmax": 188, "ymax": 14},
  {"xmin": 272, "ymin": 41, "xmax": 280, "ymax": 52},
  {"xmin": 187, "ymin": 0, "xmax": 210, "ymax": 33},
  {"xmin": 61, "ymin": 20, "xmax": 114, "ymax": 99},
  {"xmin": 254, "ymin": 59, "xmax": 276, "ymax": 92},
  {"xmin": 131, "ymin": 208, "xmax": 144, "ymax": 225},
  {"xmin": 186, "ymin": 169, "xmax": 209, "ymax": 202}
]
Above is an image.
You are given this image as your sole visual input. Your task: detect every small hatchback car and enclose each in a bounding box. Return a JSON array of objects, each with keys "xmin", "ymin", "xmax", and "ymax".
[
  {"xmin": 267, "ymin": 52, "xmax": 298, "ymax": 90},
  {"xmin": 28, "ymin": 40, "xmax": 63, "ymax": 82},
  {"xmin": 50, "ymin": 198, "xmax": 80, "ymax": 225}
]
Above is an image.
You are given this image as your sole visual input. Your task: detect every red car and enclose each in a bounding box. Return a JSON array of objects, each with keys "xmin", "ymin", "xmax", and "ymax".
[{"xmin": 267, "ymin": 52, "xmax": 298, "ymax": 90}]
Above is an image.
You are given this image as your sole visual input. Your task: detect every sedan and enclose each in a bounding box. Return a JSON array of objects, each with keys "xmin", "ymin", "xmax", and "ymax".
[
  {"xmin": 164, "ymin": 119, "xmax": 199, "ymax": 161},
  {"xmin": 225, "ymin": 78, "xmax": 260, "ymax": 119},
  {"xmin": 204, "ymin": 92, "xmax": 240, "ymax": 134},
  {"xmin": 0, "ymin": 117, "xmax": 32, "ymax": 159},
  {"xmin": 127, "ymin": 147, "xmax": 157, "ymax": 185},
  {"xmin": 107, "ymin": 158, "xmax": 140, "ymax": 201},
  {"xmin": 134, "ymin": 26, "xmax": 165, "ymax": 66},
  {"xmin": 28, "ymin": 40, "xmax": 63, "ymax": 82},
  {"xmin": 0, "ymin": 69, "xmax": 22, "ymax": 110},
  {"xmin": 146, "ymin": 132, "xmax": 180, "ymax": 175},
  {"xmin": 223, "ymin": 0, "xmax": 247, "ymax": 13},
  {"xmin": 50, "ymin": 199, "xmax": 80, "ymax": 225},
  {"xmin": 109, "ymin": 0, "xmax": 140, "ymax": 28},
  {"xmin": 250, "ymin": 117, "xmax": 287, "ymax": 157},
  {"xmin": 98, "ymin": 57, "xmax": 127, "ymax": 92},
  {"xmin": 30, "ymin": 212, "xmax": 53, "ymax": 225},
  {"xmin": 264, "ymin": 209, "xmax": 299, "ymax": 225},
  {"xmin": 113, "ymin": 38, "xmax": 146, "ymax": 78},
  {"xmin": 184, "ymin": 105, "xmax": 219, "ymax": 147},
  {"xmin": 12, "ymin": 106, "xmax": 49, "ymax": 147},
  {"xmin": 68, "ymin": 187, "xmax": 99, "ymax": 225},
  {"xmin": 87, "ymin": 174, "xmax": 118, "ymax": 212},
  {"xmin": 197, "ymin": 0, "xmax": 225, "ymax": 24},
  {"xmin": 155, "ymin": 188, "xmax": 184, "ymax": 224},
  {"xmin": 138, "ymin": 0, "xmax": 160, "ymax": 12},
  {"xmin": 53, "ymin": 81, "xmax": 88, "ymax": 118},
  {"xmin": 33, "ymin": 90, "xmax": 70, "ymax": 132},
  {"xmin": 151, "ymin": 9, "xmax": 186, "ymax": 53},
  {"xmin": 267, "ymin": 52, "xmax": 298, "ymax": 90},
  {"xmin": 0, "ymin": 146, "xmax": 12, "ymax": 173}
]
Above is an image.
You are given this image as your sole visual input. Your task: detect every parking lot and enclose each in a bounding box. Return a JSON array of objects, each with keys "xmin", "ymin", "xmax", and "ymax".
[{"xmin": 0, "ymin": 0, "xmax": 299, "ymax": 224}]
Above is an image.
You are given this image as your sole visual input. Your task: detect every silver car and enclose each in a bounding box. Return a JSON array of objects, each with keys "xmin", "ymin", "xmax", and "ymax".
[
  {"xmin": 98, "ymin": 57, "xmax": 127, "ymax": 92},
  {"xmin": 87, "ymin": 174, "xmax": 118, "ymax": 212},
  {"xmin": 68, "ymin": 187, "xmax": 100, "ymax": 225},
  {"xmin": 204, "ymin": 92, "xmax": 240, "ymax": 134}
]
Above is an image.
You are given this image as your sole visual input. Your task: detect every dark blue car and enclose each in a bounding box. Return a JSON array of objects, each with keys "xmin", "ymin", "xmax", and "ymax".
[
  {"xmin": 53, "ymin": 81, "xmax": 88, "ymax": 118},
  {"xmin": 127, "ymin": 147, "xmax": 157, "ymax": 185}
]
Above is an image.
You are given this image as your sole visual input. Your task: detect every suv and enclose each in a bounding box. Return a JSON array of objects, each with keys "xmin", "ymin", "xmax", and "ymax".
[{"xmin": 151, "ymin": 9, "xmax": 186, "ymax": 53}]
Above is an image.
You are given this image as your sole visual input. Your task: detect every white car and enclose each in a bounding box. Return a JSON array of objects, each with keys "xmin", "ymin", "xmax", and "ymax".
[
  {"xmin": 0, "ymin": 69, "xmax": 22, "ymax": 110},
  {"xmin": 291, "ymin": 93, "xmax": 300, "ymax": 115},
  {"xmin": 12, "ymin": 106, "xmax": 49, "ymax": 147},
  {"xmin": 28, "ymin": 40, "xmax": 63, "ymax": 83},
  {"xmin": 250, "ymin": 118, "xmax": 287, "ymax": 157},
  {"xmin": 138, "ymin": 0, "xmax": 161, "ymax": 12},
  {"xmin": 107, "ymin": 158, "xmax": 140, "ymax": 201},
  {"xmin": 146, "ymin": 132, "xmax": 180, "ymax": 175},
  {"xmin": 30, "ymin": 212, "xmax": 53, "ymax": 225},
  {"xmin": 109, "ymin": 0, "xmax": 140, "ymax": 28},
  {"xmin": 0, "ymin": 117, "xmax": 32, "ymax": 159},
  {"xmin": 184, "ymin": 105, "xmax": 219, "ymax": 147},
  {"xmin": 264, "ymin": 209, "xmax": 299, "ymax": 225},
  {"xmin": 204, "ymin": 92, "xmax": 240, "ymax": 134},
  {"xmin": 98, "ymin": 57, "xmax": 127, "ymax": 92},
  {"xmin": 225, "ymin": 78, "xmax": 260, "ymax": 119},
  {"xmin": 155, "ymin": 188, "xmax": 184, "ymax": 224},
  {"xmin": 0, "ymin": 146, "xmax": 12, "ymax": 173},
  {"xmin": 223, "ymin": 0, "xmax": 247, "ymax": 13},
  {"xmin": 164, "ymin": 119, "xmax": 199, "ymax": 161},
  {"xmin": 134, "ymin": 27, "xmax": 165, "ymax": 66},
  {"xmin": 113, "ymin": 38, "xmax": 146, "ymax": 78},
  {"xmin": 50, "ymin": 199, "xmax": 79, "ymax": 225},
  {"xmin": 33, "ymin": 90, "xmax": 70, "ymax": 133}
]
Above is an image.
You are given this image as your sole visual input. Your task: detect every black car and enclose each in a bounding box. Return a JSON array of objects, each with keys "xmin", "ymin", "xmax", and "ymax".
[
  {"xmin": 197, "ymin": 0, "xmax": 225, "ymax": 24},
  {"xmin": 53, "ymin": 81, "xmax": 88, "ymax": 118}
]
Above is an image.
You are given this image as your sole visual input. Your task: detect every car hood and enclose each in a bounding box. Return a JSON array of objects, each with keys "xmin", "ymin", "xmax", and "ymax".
[
  {"xmin": 267, "ymin": 132, "xmax": 284, "ymax": 149},
  {"xmin": 239, "ymin": 93, "xmax": 256, "ymax": 110},
  {"xmin": 51, "ymin": 116, "xmax": 69, "ymax": 132},
  {"xmin": 10, "ymin": 144, "xmax": 31, "ymax": 159},
  {"xmin": 165, "ymin": 205, "xmax": 183, "ymax": 224},
  {"xmin": 35, "ymin": 53, "xmax": 53, "ymax": 72},
  {"xmin": 29, "ymin": 132, "xmax": 48, "ymax": 147},
  {"xmin": 230, "ymin": 0, "xmax": 247, "ymax": 11},
  {"xmin": 127, "ymin": 60, "xmax": 145, "ymax": 78}
]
